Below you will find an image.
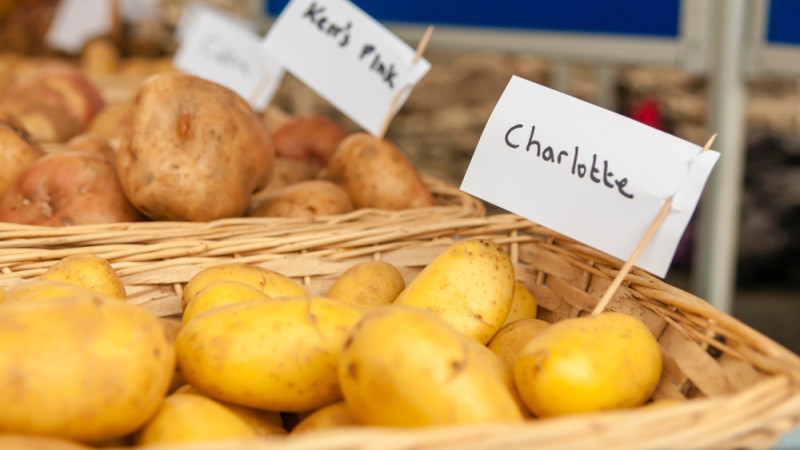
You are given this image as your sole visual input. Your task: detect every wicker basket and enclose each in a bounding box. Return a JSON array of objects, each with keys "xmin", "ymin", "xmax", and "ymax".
[{"xmin": 2, "ymin": 213, "xmax": 800, "ymax": 449}]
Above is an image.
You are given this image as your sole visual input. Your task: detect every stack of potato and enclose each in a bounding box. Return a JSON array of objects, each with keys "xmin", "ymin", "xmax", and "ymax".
[
  {"xmin": 0, "ymin": 52, "xmax": 436, "ymax": 227},
  {"xmin": 0, "ymin": 238, "xmax": 664, "ymax": 448}
]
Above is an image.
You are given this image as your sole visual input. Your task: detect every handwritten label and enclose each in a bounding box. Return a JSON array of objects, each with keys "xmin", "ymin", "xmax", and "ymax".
[
  {"xmin": 461, "ymin": 76, "xmax": 720, "ymax": 277},
  {"xmin": 262, "ymin": 0, "xmax": 431, "ymax": 136},
  {"xmin": 173, "ymin": 5, "xmax": 285, "ymax": 111}
]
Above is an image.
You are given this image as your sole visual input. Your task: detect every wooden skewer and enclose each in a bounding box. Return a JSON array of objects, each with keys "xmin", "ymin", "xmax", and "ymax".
[
  {"xmin": 377, "ymin": 25, "xmax": 434, "ymax": 139},
  {"xmin": 591, "ymin": 133, "xmax": 718, "ymax": 315}
]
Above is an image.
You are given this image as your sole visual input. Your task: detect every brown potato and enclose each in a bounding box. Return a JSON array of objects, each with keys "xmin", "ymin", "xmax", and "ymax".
[
  {"xmin": 0, "ymin": 150, "xmax": 143, "ymax": 226},
  {"xmin": 247, "ymin": 180, "xmax": 353, "ymax": 218},
  {"xmin": 271, "ymin": 112, "xmax": 349, "ymax": 169},
  {"xmin": 327, "ymin": 133, "xmax": 434, "ymax": 210},
  {"xmin": 87, "ymin": 100, "xmax": 131, "ymax": 140},
  {"xmin": 80, "ymin": 37, "xmax": 120, "ymax": 75},
  {"xmin": 0, "ymin": 111, "xmax": 44, "ymax": 197},
  {"xmin": 249, "ymin": 156, "xmax": 319, "ymax": 205},
  {"xmin": 64, "ymin": 133, "xmax": 116, "ymax": 162},
  {"xmin": 116, "ymin": 73, "xmax": 274, "ymax": 221}
]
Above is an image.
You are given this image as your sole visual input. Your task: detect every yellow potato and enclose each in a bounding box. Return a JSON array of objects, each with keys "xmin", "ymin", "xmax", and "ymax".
[
  {"xmin": 135, "ymin": 393, "xmax": 259, "ymax": 446},
  {"xmin": 393, "ymin": 239, "xmax": 515, "ymax": 344},
  {"xmin": 181, "ymin": 263, "xmax": 307, "ymax": 311},
  {"xmin": 0, "ymin": 285, "xmax": 5, "ymax": 303},
  {"xmin": 175, "ymin": 384, "xmax": 287, "ymax": 436},
  {"xmin": 514, "ymin": 312, "xmax": 663, "ymax": 418},
  {"xmin": 503, "ymin": 280, "xmax": 538, "ymax": 326},
  {"xmin": 182, "ymin": 280, "xmax": 271, "ymax": 325},
  {"xmin": 291, "ymin": 401, "xmax": 359, "ymax": 434},
  {"xmin": 326, "ymin": 261, "xmax": 405, "ymax": 312},
  {"xmin": 488, "ymin": 318, "xmax": 551, "ymax": 369},
  {"xmin": 38, "ymin": 253, "xmax": 125, "ymax": 299},
  {"xmin": 4, "ymin": 279, "xmax": 96, "ymax": 304},
  {"xmin": 339, "ymin": 305, "xmax": 524, "ymax": 427},
  {"xmin": 0, "ymin": 294, "xmax": 175, "ymax": 443},
  {"xmin": 0, "ymin": 434, "xmax": 91, "ymax": 450},
  {"xmin": 176, "ymin": 296, "xmax": 361, "ymax": 412}
]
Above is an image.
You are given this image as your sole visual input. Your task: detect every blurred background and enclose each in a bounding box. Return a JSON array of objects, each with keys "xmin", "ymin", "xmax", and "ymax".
[{"xmin": 0, "ymin": 0, "xmax": 798, "ymax": 353}]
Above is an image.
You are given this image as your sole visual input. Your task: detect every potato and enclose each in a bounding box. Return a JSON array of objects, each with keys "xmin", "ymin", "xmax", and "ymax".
[
  {"xmin": 0, "ymin": 151, "xmax": 143, "ymax": 226},
  {"xmin": 0, "ymin": 65, "xmax": 105, "ymax": 142},
  {"xmin": 4, "ymin": 279, "xmax": 97, "ymax": 304},
  {"xmin": 182, "ymin": 280, "xmax": 270, "ymax": 325},
  {"xmin": 174, "ymin": 384, "xmax": 287, "ymax": 436},
  {"xmin": 514, "ymin": 312, "xmax": 663, "ymax": 417},
  {"xmin": 394, "ymin": 239, "xmax": 515, "ymax": 344},
  {"xmin": 291, "ymin": 401, "xmax": 359, "ymax": 434},
  {"xmin": 38, "ymin": 253, "xmax": 126, "ymax": 299},
  {"xmin": 176, "ymin": 296, "xmax": 362, "ymax": 412},
  {"xmin": 271, "ymin": 112, "xmax": 350, "ymax": 169},
  {"xmin": 0, "ymin": 294, "xmax": 175, "ymax": 442},
  {"xmin": 87, "ymin": 100, "xmax": 131, "ymax": 140},
  {"xmin": 326, "ymin": 260, "xmax": 405, "ymax": 312},
  {"xmin": 503, "ymin": 280, "xmax": 539, "ymax": 326},
  {"xmin": 339, "ymin": 305, "xmax": 524, "ymax": 427},
  {"xmin": 487, "ymin": 318, "xmax": 551, "ymax": 369},
  {"xmin": 0, "ymin": 434, "xmax": 91, "ymax": 450},
  {"xmin": 80, "ymin": 36, "xmax": 120, "ymax": 75},
  {"xmin": 181, "ymin": 263, "xmax": 308, "ymax": 311},
  {"xmin": 248, "ymin": 156, "xmax": 319, "ymax": 205},
  {"xmin": 0, "ymin": 112, "xmax": 44, "ymax": 197},
  {"xmin": 63, "ymin": 133, "xmax": 116, "ymax": 161},
  {"xmin": 326, "ymin": 132, "xmax": 434, "ymax": 210},
  {"xmin": 247, "ymin": 180, "xmax": 354, "ymax": 218},
  {"xmin": 135, "ymin": 393, "xmax": 259, "ymax": 446},
  {"xmin": 116, "ymin": 73, "xmax": 275, "ymax": 221}
]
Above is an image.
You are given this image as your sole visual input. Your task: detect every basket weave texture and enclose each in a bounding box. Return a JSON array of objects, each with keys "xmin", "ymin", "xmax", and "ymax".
[{"xmin": 1, "ymin": 213, "xmax": 799, "ymax": 449}]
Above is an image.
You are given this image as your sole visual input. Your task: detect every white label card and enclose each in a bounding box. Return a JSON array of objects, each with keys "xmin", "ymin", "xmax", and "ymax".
[
  {"xmin": 45, "ymin": 0, "xmax": 112, "ymax": 54},
  {"xmin": 173, "ymin": 5, "xmax": 285, "ymax": 111},
  {"xmin": 461, "ymin": 76, "xmax": 720, "ymax": 278},
  {"xmin": 262, "ymin": 0, "xmax": 431, "ymax": 136}
]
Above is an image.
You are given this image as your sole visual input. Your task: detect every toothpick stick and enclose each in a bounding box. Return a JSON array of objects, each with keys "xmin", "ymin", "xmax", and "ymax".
[
  {"xmin": 377, "ymin": 25, "xmax": 434, "ymax": 139},
  {"xmin": 591, "ymin": 133, "xmax": 717, "ymax": 315},
  {"xmin": 110, "ymin": 0, "xmax": 122, "ymax": 43}
]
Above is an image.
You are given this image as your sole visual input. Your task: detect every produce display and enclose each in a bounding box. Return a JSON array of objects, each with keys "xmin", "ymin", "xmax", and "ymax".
[
  {"xmin": 0, "ymin": 239, "xmax": 666, "ymax": 447},
  {"xmin": 0, "ymin": 57, "xmax": 442, "ymax": 226}
]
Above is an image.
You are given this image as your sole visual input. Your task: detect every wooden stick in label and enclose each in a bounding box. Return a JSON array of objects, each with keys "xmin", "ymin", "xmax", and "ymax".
[
  {"xmin": 591, "ymin": 133, "xmax": 718, "ymax": 315},
  {"xmin": 377, "ymin": 25, "xmax": 434, "ymax": 139},
  {"xmin": 110, "ymin": 0, "xmax": 122, "ymax": 43}
]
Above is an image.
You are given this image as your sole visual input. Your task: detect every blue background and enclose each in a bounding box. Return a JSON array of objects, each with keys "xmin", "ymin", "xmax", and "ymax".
[
  {"xmin": 766, "ymin": 0, "xmax": 800, "ymax": 45},
  {"xmin": 265, "ymin": 1, "xmax": 681, "ymax": 38}
]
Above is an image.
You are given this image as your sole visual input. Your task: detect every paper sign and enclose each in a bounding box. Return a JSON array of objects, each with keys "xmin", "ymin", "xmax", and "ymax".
[
  {"xmin": 121, "ymin": 0, "xmax": 160, "ymax": 22},
  {"xmin": 174, "ymin": 2, "xmax": 259, "ymax": 43},
  {"xmin": 173, "ymin": 5, "xmax": 285, "ymax": 111},
  {"xmin": 45, "ymin": 0, "xmax": 112, "ymax": 54},
  {"xmin": 262, "ymin": 0, "xmax": 431, "ymax": 136},
  {"xmin": 461, "ymin": 76, "xmax": 720, "ymax": 278}
]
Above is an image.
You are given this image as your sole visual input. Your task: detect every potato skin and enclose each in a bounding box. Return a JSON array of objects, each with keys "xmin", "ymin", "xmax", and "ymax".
[
  {"xmin": 176, "ymin": 297, "xmax": 362, "ymax": 412},
  {"xmin": 393, "ymin": 239, "xmax": 516, "ymax": 344},
  {"xmin": 0, "ymin": 114, "xmax": 44, "ymax": 197},
  {"xmin": 0, "ymin": 151, "xmax": 144, "ymax": 226},
  {"xmin": 326, "ymin": 261, "xmax": 405, "ymax": 312},
  {"xmin": 116, "ymin": 73, "xmax": 274, "ymax": 221},
  {"xmin": 0, "ymin": 294, "xmax": 176, "ymax": 443},
  {"xmin": 326, "ymin": 133, "xmax": 434, "ymax": 210},
  {"xmin": 339, "ymin": 305, "xmax": 524, "ymax": 427},
  {"xmin": 271, "ymin": 112, "xmax": 349, "ymax": 169},
  {"xmin": 247, "ymin": 180, "xmax": 354, "ymax": 218}
]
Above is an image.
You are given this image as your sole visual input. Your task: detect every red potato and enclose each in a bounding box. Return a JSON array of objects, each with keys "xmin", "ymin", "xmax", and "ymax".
[
  {"xmin": 0, "ymin": 111, "xmax": 44, "ymax": 197},
  {"xmin": 64, "ymin": 133, "xmax": 116, "ymax": 162},
  {"xmin": 0, "ymin": 65, "xmax": 105, "ymax": 142},
  {"xmin": 271, "ymin": 113, "xmax": 350, "ymax": 169},
  {"xmin": 0, "ymin": 151, "xmax": 143, "ymax": 226},
  {"xmin": 326, "ymin": 133, "xmax": 435, "ymax": 210}
]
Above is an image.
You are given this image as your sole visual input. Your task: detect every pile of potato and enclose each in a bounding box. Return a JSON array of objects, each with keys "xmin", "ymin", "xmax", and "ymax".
[
  {"xmin": 0, "ymin": 239, "xmax": 664, "ymax": 447},
  {"xmin": 0, "ymin": 58, "xmax": 435, "ymax": 226}
]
